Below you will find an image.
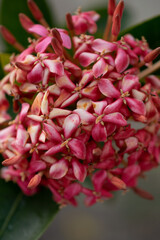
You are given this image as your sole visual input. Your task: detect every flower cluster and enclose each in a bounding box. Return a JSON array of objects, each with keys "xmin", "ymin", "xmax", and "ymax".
[{"xmin": 0, "ymin": 0, "xmax": 160, "ymax": 207}]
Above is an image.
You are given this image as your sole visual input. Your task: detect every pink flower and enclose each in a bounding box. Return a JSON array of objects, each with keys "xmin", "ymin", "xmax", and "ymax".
[
  {"xmin": 72, "ymin": 10, "xmax": 100, "ymax": 35},
  {"xmin": 0, "ymin": 0, "xmax": 159, "ymax": 207}
]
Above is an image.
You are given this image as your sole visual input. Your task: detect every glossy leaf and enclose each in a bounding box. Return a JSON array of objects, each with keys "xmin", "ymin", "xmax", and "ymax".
[
  {"xmin": 120, "ymin": 15, "xmax": 160, "ymax": 49},
  {"xmin": 0, "ymin": 179, "xmax": 59, "ymax": 240},
  {"xmin": 0, "ymin": 0, "xmax": 55, "ymax": 52}
]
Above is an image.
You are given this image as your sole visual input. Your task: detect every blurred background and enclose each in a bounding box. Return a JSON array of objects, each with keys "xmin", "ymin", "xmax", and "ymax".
[
  {"xmin": 41, "ymin": 169, "xmax": 160, "ymax": 240},
  {"xmin": 0, "ymin": 0, "xmax": 160, "ymax": 239},
  {"xmin": 46, "ymin": 0, "xmax": 160, "ymax": 27}
]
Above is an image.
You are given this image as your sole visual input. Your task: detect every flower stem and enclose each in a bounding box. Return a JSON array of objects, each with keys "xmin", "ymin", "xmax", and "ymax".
[
  {"xmin": 103, "ymin": 15, "xmax": 112, "ymax": 41},
  {"xmin": 138, "ymin": 60, "xmax": 160, "ymax": 79}
]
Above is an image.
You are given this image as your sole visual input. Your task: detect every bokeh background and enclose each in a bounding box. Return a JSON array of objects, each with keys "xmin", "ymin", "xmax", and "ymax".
[{"xmin": 0, "ymin": 0, "xmax": 160, "ymax": 239}]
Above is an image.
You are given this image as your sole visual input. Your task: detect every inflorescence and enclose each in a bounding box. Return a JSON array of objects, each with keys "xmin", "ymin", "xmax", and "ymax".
[{"xmin": 0, "ymin": 0, "xmax": 160, "ymax": 207}]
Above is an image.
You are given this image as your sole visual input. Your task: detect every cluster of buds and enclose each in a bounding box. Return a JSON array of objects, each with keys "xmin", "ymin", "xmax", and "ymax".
[{"xmin": 0, "ymin": 0, "xmax": 160, "ymax": 207}]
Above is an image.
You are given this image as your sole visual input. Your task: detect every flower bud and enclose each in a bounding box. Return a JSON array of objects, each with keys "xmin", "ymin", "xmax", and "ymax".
[
  {"xmin": 0, "ymin": 25, "xmax": 16, "ymax": 44},
  {"xmin": 108, "ymin": 0, "xmax": 116, "ymax": 16},
  {"xmin": 27, "ymin": 0, "xmax": 43, "ymax": 21},
  {"xmin": 144, "ymin": 47, "xmax": 160, "ymax": 63}
]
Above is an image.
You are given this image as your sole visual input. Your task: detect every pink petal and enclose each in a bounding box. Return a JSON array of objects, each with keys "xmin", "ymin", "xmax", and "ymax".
[
  {"xmin": 28, "ymin": 123, "xmax": 41, "ymax": 144},
  {"xmin": 79, "ymin": 52, "xmax": 98, "ymax": 67},
  {"xmin": 72, "ymin": 158, "xmax": 87, "ymax": 182},
  {"xmin": 122, "ymin": 165, "xmax": 141, "ymax": 183},
  {"xmin": 54, "ymin": 89, "xmax": 71, "ymax": 107},
  {"xmin": 43, "ymin": 123, "xmax": 62, "ymax": 142},
  {"xmin": 115, "ymin": 48, "xmax": 129, "ymax": 73},
  {"xmin": 28, "ymin": 24, "xmax": 48, "ymax": 36},
  {"xmin": 125, "ymin": 97, "xmax": 146, "ymax": 115},
  {"xmin": 92, "ymin": 122, "xmax": 107, "ymax": 142},
  {"xmin": 68, "ymin": 139, "xmax": 86, "ymax": 160},
  {"xmin": 41, "ymin": 90, "xmax": 49, "ymax": 115},
  {"xmin": 79, "ymin": 70, "xmax": 94, "ymax": 88},
  {"xmin": 19, "ymin": 103, "xmax": 30, "ymax": 122},
  {"xmin": 132, "ymin": 89, "xmax": 146, "ymax": 101},
  {"xmin": 103, "ymin": 112, "xmax": 127, "ymax": 126},
  {"xmin": 48, "ymin": 84, "xmax": 60, "ymax": 96},
  {"xmin": 44, "ymin": 59, "xmax": 64, "ymax": 76},
  {"xmin": 39, "ymin": 130, "xmax": 46, "ymax": 143},
  {"xmin": 55, "ymin": 74, "xmax": 75, "ymax": 91},
  {"xmin": 92, "ymin": 170, "xmax": 107, "ymax": 192},
  {"xmin": 93, "ymin": 58, "xmax": 108, "ymax": 78},
  {"xmin": 92, "ymin": 100, "xmax": 107, "ymax": 115},
  {"xmin": 15, "ymin": 125, "xmax": 28, "ymax": 147},
  {"xmin": 49, "ymin": 158, "xmax": 68, "ymax": 179},
  {"xmin": 121, "ymin": 74, "xmax": 139, "ymax": 93},
  {"xmin": 98, "ymin": 78, "xmax": 120, "ymax": 98},
  {"xmin": 61, "ymin": 93, "xmax": 79, "ymax": 108},
  {"xmin": 27, "ymin": 63, "xmax": 44, "ymax": 83},
  {"xmin": 104, "ymin": 99, "xmax": 123, "ymax": 114},
  {"xmin": 74, "ymin": 109, "xmax": 95, "ymax": 125},
  {"xmin": 35, "ymin": 36, "xmax": 51, "ymax": 53},
  {"xmin": 45, "ymin": 143, "xmax": 64, "ymax": 156},
  {"xmin": 64, "ymin": 183, "xmax": 82, "ymax": 199},
  {"xmin": 64, "ymin": 60, "xmax": 81, "ymax": 77},
  {"xmin": 81, "ymin": 83, "xmax": 100, "ymax": 101},
  {"xmin": 72, "ymin": 16, "xmax": 88, "ymax": 35},
  {"xmin": 49, "ymin": 108, "xmax": 71, "ymax": 119},
  {"xmin": 92, "ymin": 39, "xmax": 117, "ymax": 52},
  {"xmin": 77, "ymin": 98, "xmax": 92, "ymax": 111},
  {"xmin": 27, "ymin": 115, "xmax": 43, "ymax": 122},
  {"xmin": 63, "ymin": 114, "xmax": 80, "ymax": 139},
  {"xmin": 100, "ymin": 140, "xmax": 115, "ymax": 160},
  {"xmin": 42, "ymin": 67, "xmax": 50, "ymax": 87},
  {"xmin": 146, "ymin": 75, "xmax": 160, "ymax": 89},
  {"xmin": 57, "ymin": 29, "xmax": 71, "ymax": 49},
  {"xmin": 31, "ymin": 92, "xmax": 43, "ymax": 115},
  {"xmin": 20, "ymin": 83, "xmax": 37, "ymax": 92},
  {"xmin": 0, "ymin": 125, "xmax": 15, "ymax": 142},
  {"xmin": 125, "ymin": 137, "xmax": 138, "ymax": 152}
]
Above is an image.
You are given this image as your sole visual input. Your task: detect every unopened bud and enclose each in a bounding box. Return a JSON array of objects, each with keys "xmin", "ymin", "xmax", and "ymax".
[
  {"xmin": 108, "ymin": 0, "xmax": 116, "ymax": 16},
  {"xmin": 2, "ymin": 155, "xmax": 21, "ymax": 166},
  {"xmin": 113, "ymin": 0, "xmax": 124, "ymax": 20},
  {"xmin": 15, "ymin": 61, "xmax": 32, "ymax": 72},
  {"xmin": 0, "ymin": 25, "xmax": 16, "ymax": 45},
  {"xmin": 51, "ymin": 37, "xmax": 63, "ymax": 56},
  {"xmin": 133, "ymin": 187, "xmax": 154, "ymax": 200},
  {"xmin": 144, "ymin": 47, "xmax": 160, "ymax": 63},
  {"xmin": 19, "ymin": 13, "xmax": 34, "ymax": 31},
  {"xmin": 109, "ymin": 173, "xmax": 127, "ymax": 190},
  {"xmin": 66, "ymin": 13, "xmax": 74, "ymax": 31},
  {"xmin": 112, "ymin": 14, "xmax": 121, "ymax": 38},
  {"xmin": 27, "ymin": 0, "xmax": 43, "ymax": 21},
  {"xmin": 51, "ymin": 29, "xmax": 63, "ymax": 44},
  {"xmin": 27, "ymin": 173, "xmax": 42, "ymax": 189}
]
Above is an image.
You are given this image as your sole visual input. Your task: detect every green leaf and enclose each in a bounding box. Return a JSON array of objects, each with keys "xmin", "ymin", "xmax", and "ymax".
[
  {"xmin": 0, "ymin": 0, "xmax": 55, "ymax": 52},
  {"xmin": 119, "ymin": 15, "xmax": 160, "ymax": 49},
  {"xmin": 0, "ymin": 179, "xmax": 59, "ymax": 240}
]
